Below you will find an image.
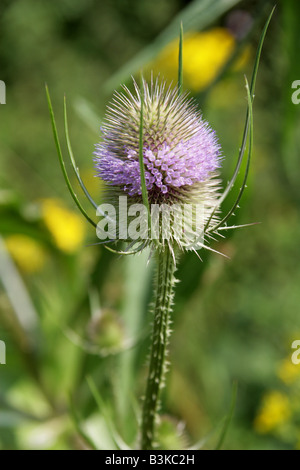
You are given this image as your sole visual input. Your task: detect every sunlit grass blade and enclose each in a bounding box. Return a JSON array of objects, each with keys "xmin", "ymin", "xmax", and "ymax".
[
  {"xmin": 86, "ymin": 376, "xmax": 131, "ymax": 450},
  {"xmin": 45, "ymin": 85, "xmax": 97, "ymax": 228},
  {"xmin": 178, "ymin": 22, "xmax": 183, "ymax": 94},
  {"xmin": 215, "ymin": 381, "xmax": 238, "ymax": 450},
  {"xmin": 64, "ymin": 96, "xmax": 98, "ymax": 210},
  {"xmin": 0, "ymin": 236, "xmax": 38, "ymax": 333},
  {"xmin": 209, "ymin": 76, "xmax": 253, "ymax": 233}
]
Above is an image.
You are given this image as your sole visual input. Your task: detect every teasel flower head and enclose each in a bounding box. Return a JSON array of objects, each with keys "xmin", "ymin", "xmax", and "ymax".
[
  {"xmin": 46, "ymin": 11, "xmax": 270, "ymax": 450},
  {"xmin": 94, "ymin": 78, "xmax": 224, "ymax": 254}
]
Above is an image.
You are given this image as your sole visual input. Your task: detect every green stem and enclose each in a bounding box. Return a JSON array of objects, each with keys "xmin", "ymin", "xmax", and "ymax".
[{"xmin": 141, "ymin": 246, "xmax": 177, "ymax": 450}]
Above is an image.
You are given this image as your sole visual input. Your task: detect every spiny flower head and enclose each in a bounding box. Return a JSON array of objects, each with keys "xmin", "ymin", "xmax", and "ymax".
[
  {"xmin": 94, "ymin": 78, "xmax": 223, "ymax": 252},
  {"xmin": 95, "ymin": 79, "xmax": 221, "ymax": 201}
]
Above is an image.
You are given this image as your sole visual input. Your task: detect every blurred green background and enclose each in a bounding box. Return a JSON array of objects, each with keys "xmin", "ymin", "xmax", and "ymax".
[{"xmin": 1, "ymin": 0, "xmax": 300, "ymax": 450}]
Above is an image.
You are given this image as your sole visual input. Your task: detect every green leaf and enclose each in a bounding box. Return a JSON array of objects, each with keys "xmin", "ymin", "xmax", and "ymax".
[
  {"xmin": 220, "ymin": 5, "xmax": 275, "ymax": 206},
  {"xmin": 45, "ymin": 85, "xmax": 97, "ymax": 228},
  {"xmin": 209, "ymin": 75, "xmax": 253, "ymax": 232},
  {"xmin": 206, "ymin": 7, "xmax": 275, "ymax": 233},
  {"xmin": 63, "ymin": 96, "xmax": 98, "ymax": 211}
]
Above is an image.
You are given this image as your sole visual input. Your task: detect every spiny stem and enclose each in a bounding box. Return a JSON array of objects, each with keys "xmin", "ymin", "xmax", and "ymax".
[{"xmin": 141, "ymin": 246, "xmax": 177, "ymax": 450}]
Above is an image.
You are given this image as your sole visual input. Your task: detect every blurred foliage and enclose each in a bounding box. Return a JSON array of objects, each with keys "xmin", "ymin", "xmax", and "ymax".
[{"xmin": 0, "ymin": 0, "xmax": 300, "ymax": 450}]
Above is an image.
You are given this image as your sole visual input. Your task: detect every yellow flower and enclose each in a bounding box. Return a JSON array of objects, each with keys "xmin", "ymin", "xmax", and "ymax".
[
  {"xmin": 148, "ymin": 28, "xmax": 250, "ymax": 92},
  {"xmin": 5, "ymin": 235, "xmax": 47, "ymax": 273},
  {"xmin": 254, "ymin": 391, "xmax": 291, "ymax": 434},
  {"xmin": 277, "ymin": 358, "xmax": 300, "ymax": 385},
  {"xmin": 41, "ymin": 199, "xmax": 85, "ymax": 253}
]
